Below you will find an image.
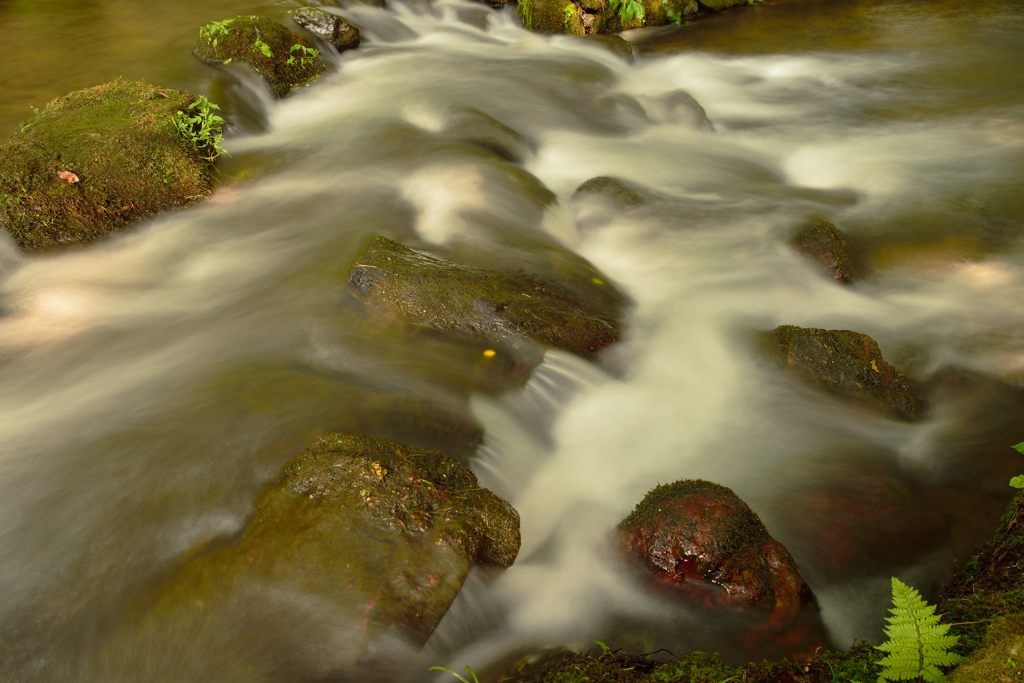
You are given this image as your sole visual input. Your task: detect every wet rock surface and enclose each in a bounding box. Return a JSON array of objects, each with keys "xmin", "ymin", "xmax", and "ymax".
[
  {"xmin": 790, "ymin": 219, "xmax": 856, "ymax": 284},
  {"xmin": 762, "ymin": 325, "xmax": 927, "ymax": 421},
  {"xmin": 345, "ymin": 235, "xmax": 627, "ymax": 371},
  {"xmin": 289, "ymin": 7, "xmax": 361, "ymax": 52},
  {"xmin": 0, "ymin": 80, "xmax": 214, "ymax": 252},
  {"xmin": 193, "ymin": 15, "xmax": 328, "ymax": 98},
  {"xmin": 138, "ymin": 434, "xmax": 518, "ymax": 675},
  {"xmin": 619, "ymin": 480, "xmax": 814, "ymax": 623}
]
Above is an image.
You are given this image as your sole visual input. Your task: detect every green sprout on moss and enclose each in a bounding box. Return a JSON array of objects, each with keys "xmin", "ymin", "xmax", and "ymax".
[
  {"xmin": 429, "ymin": 664, "xmax": 480, "ymax": 683},
  {"xmin": 287, "ymin": 43, "xmax": 319, "ymax": 67},
  {"xmin": 563, "ymin": 2, "xmax": 577, "ymax": 28},
  {"xmin": 1010, "ymin": 442, "xmax": 1024, "ymax": 488},
  {"xmin": 199, "ymin": 18, "xmax": 234, "ymax": 47},
  {"xmin": 171, "ymin": 96, "xmax": 227, "ymax": 162},
  {"xmin": 516, "ymin": 0, "xmax": 534, "ymax": 29},
  {"xmin": 609, "ymin": 0, "xmax": 645, "ymax": 27},
  {"xmin": 253, "ymin": 36, "xmax": 273, "ymax": 58},
  {"xmin": 875, "ymin": 577, "xmax": 962, "ymax": 682}
]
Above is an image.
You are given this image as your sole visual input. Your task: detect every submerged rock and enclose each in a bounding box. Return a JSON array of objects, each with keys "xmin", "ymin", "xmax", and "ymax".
[
  {"xmin": 790, "ymin": 219, "xmax": 856, "ymax": 284},
  {"xmin": 762, "ymin": 325, "xmax": 926, "ymax": 421},
  {"xmin": 345, "ymin": 235, "xmax": 626, "ymax": 368},
  {"xmin": 193, "ymin": 15, "xmax": 328, "ymax": 97},
  {"xmin": 573, "ymin": 176, "xmax": 651, "ymax": 208},
  {"xmin": 147, "ymin": 434, "xmax": 519, "ymax": 668},
  {"xmin": 289, "ymin": 7, "xmax": 361, "ymax": 52},
  {"xmin": 0, "ymin": 80, "xmax": 215, "ymax": 252},
  {"xmin": 619, "ymin": 480, "xmax": 814, "ymax": 624}
]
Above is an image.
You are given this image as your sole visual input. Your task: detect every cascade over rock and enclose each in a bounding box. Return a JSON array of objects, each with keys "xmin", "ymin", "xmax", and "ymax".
[{"xmin": 122, "ymin": 434, "xmax": 519, "ymax": 678}]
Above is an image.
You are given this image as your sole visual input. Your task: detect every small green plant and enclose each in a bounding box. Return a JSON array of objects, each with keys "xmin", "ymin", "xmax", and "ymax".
[
  {"xmin": 171, "ymin": 96, "xmax": 227, "ymax": 162},
  {"xmin": 1009, "ymin": 442, "xmax": 1024, "ymax": 488},
  {"xmin": 665, "ymin": 7, "xmax": 682, "ymax": 23},
  {"xmin": 516, "ymin": 0, "xmax": 534, "ymax": 29},
  {"xmin": 287, "ymin": 43, "xmax": 319, "ymax": 67},
  {"xmin": 609, "ymin": 0, "xmax": 645, "ymax": 27},
  {"xmin": 429, "ymin": 664, "xmax": 480, "ymax": 683},
  {"xmin": 562, "ymin": 2, "xmax": 577, "ymax": 28},
  {"xmin": 199, "ymin": 18, "xmax": 234, "ymax": 47},
  {"xmin": 253, "ymin": 36, "xmax": 273, "ymax": 58},
  {"xmin": 875, "ymin": 577, "xmax": 962, "ymax": 682}
]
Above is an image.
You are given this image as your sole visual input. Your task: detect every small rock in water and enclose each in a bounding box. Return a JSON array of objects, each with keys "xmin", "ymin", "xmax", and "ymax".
[
  {"xmin": 790, "ymin": 219, "xmax": 856, "ymax": 284},
  {"xmin": 761, "ymin": 325, "xmax": 926, "ymax": 421},
  {"xmin": 619, "ymin": 479, "xmax": 824, "ymax": 655}
]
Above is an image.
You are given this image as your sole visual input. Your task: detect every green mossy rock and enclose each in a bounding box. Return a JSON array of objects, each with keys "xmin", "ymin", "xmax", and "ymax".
[
  {"xmin": 153, "ymin": 434, "xmax": 519, "ymax": 647},
  {"xmin": 762, "ymin": 325, "xmax": 926, "ymax": 421},
  {"xmin": 790, "ymin": 219, "xmax": 857, "ymax": 284},
  {"xmin": 0, "ymin": 79, "xmax": 214, "ymax": 252},
  {"xmin": 518, "ymin": 0, "xmax": 699, "ymax": 35},
  {"xmin": 194, "ymin": 15, "xmax": 328, "ymax": 98},
  {"xmin": 346, "ymin": 235, "xmax": 625, "ymax": 368}
]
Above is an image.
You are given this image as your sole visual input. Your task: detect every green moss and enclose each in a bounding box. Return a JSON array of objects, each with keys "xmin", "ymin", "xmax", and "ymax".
[
  {"xmin": 0, "ymin": 79, "xmax": 214, "ymax": 252},
  {"xmin": 194, "ymin": 15, "xmax": 327, "ymax": 98}
]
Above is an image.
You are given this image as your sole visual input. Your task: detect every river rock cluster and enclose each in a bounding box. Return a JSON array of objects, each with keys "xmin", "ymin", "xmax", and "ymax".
[{"xmin": 0, "ymin": 1, "xmax": 1015, "ymax": 682}]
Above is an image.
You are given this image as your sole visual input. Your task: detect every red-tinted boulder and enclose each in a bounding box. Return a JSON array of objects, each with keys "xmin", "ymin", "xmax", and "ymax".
[{"xmin": 619, "ymin": 480, "xmax": 821, "ymax": 655}]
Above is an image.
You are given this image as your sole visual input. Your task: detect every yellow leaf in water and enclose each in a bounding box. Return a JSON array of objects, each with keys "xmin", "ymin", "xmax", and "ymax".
[
  {"xmin": 870, "ymin": 359, "xmax": 879, "ymax": 372},
  {"xmin": 482, "ymin": 349, "xmax": 497, "ymax": 359},
  {"xmin": 591, "ymin": 277, "xmax": 606, "ymax": 286}
]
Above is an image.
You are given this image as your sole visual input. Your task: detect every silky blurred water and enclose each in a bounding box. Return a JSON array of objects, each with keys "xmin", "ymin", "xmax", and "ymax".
[{"xmin": 0, "ymin": 0, "xmax": 1022, "ymax": 680}]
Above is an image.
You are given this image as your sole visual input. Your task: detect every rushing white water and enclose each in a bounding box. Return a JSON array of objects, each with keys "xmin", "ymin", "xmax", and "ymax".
[{"xmin": 1, "ymin": 0, "xmax": 1022, "ymax": 680}]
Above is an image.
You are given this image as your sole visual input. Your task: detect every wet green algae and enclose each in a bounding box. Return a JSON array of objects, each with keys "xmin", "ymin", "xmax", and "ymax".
[
  {"xmin": 150, "ymin": 434, "xmax": 519, "ymax": 645},
  {"xmin": 0, "ymin": 79, "xmax": 214, "ymax": 252},
  {"xmin": 194, "ymin": 15, "xmax": 328, "ymax": 98}
]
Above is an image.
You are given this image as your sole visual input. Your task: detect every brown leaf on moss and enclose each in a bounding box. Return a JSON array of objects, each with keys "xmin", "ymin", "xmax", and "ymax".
[{"xmin": 57, "ymin": 170, "xmax": 79, "ymax": 184}]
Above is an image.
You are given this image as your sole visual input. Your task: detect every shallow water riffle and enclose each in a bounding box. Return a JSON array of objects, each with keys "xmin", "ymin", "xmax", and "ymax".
[{"xmin": 0, "ymin": 0, "xmax": 1023, "ymax": 681}]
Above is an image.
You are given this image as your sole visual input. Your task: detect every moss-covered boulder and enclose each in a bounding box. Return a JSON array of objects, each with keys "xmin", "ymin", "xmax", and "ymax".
[
  {"xmin": 790, "ymin": 219, "xmax": 856, "ymax": 284},
  {"xmin": 762, "ymin": 325, "xmax": 927, "ymax": 421},
  {"xmin": 288, "ymin": 7, "xmax": 361, "ymax": 53},
  {"xmin": 0, "ymin": 80, "xmax": 215, "ymax": 252},
  {"xmin": 619, "ymin": 480, "xmax": 823, "ymax": 655},
  {"xmin": 194, "ymin": 15, "xmax": 328, "ymax": 98},
  {"xmin": 345, "ymin": 235, "xmax": 626, "ymax": 370},
  {"xmin": 151, "ymin": 434, "xmax": 518, "ymax": 655}
]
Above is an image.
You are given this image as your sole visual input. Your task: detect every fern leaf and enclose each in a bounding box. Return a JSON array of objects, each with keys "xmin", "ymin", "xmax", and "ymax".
[{"xmin": 875, "ymin": 578, "xmax": 963, "ymax": 683}]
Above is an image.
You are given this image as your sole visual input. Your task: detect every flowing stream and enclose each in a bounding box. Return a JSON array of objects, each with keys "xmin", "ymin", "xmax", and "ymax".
[{"xmin": 1, "ymin": 0, "xmax": 1023, "ymax": 680}]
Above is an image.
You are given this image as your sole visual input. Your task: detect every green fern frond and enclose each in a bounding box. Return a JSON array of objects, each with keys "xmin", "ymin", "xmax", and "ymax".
[{"xmin": 875, "ymin": 578, "xmax": 962, "ymax": 682}]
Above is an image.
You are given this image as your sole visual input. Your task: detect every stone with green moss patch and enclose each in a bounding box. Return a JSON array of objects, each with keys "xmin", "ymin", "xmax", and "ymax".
[
  {"xmin": 147, "ymin": 434, "xmax": 518, "ymax": 660},
  {"xmin": 0, "ymin": 79, "xmax": 214, "ymax": 252},
  {"xmin": 194, "ymin": 15, "xmax": 328, "ymax": 98},
  {"xmin": 345, "ymin": 235, "xmax": 626, "ymax": 373},
  {"xmin": 762, "ymin": 325, "xmax": 926, "ymax": 421}
]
